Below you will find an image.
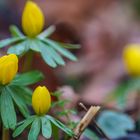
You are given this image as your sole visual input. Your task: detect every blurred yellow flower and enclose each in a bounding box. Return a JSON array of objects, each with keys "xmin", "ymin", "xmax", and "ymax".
[
  {"xmin": 22, "ymin": 1, "xmax": 45, "ymax": 37},
  {"xmin": 123, "ymin": 44, "xmax": 140, "ymax": 76},
  {"xmin": 0, "ymin": 54, "xmax": 18, "ymax": 85},
  {"xmin": 32, "ymin": 86, "xmax": 51, "ymax": 115}
]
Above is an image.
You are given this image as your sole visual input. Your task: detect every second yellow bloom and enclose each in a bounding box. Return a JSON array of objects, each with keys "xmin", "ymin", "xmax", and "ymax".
[
  {"xmin": 22, "ymin": 1, "xmax": 45, "ymax": 37},
  {"xmin": 0, "ymin": 54, "xmax": 18, "ymax": 85},
  {"xmin": 32, "ymin": 86, "xmax": 51, "ymax": 115},
  {"xmin": 123, "ymin": 44, "xmax": 140, "ymax": 76}
]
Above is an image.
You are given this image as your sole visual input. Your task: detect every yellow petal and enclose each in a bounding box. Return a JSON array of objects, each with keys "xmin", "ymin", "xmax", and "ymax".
[
  {"xmin": 32, "ymin": 86, "xmax": 51, "ymax": 115},
  {"xmin": 22, "ymin": 1, "xmax": 45, "ymax": 37},
  {"xmin": 123, "ymin": 44, "xmax": 140, "ymax": 76},
  {"xmin": 0, "ymin": 54, "xmax": 18, "ymax": 85}
]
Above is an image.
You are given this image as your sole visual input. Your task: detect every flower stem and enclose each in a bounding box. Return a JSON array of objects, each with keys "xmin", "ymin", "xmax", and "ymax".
[
  {"xmin": 22, "ymin": 51, "xmax": 34, "ymax": 72},
  {"xmin": 2, "ymin": 128, "xmax": 9, "ymax": 140}
]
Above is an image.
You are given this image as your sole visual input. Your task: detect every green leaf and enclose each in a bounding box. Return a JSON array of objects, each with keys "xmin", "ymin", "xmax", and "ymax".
[
  {"xmin": 11, "ymin": 71, "xmax": 44, "ymax": 86},
  {"xmin": 55, "ymin": 110, "xmax": 70, "ymax": 117},
  {"xmin": 41, "ymin": 117, "xmax": 52, "ymax": 139},
  {"xmin": 52, "ymin": 123, "xmax": 59, "ymax": 140},
  {"xmin": 42, "ymin": 43, "xmax": 65, "ymax": 66},
  {"xmin": 8, "ymin": 86, "xmax": 32, "ymax": 105},
  {"xmin": 19, "ymin": 87, "xmax": 32, "ymax": 105},
  {"xmin": 13, "ymin": 116, "xmax": 35, "ymax": 137},
  {"xmin": 29, "ymin": 39, "xmax": 41, "ymax": 52},
  {"xmin": 9, "ymin": 25, "xmax": 25, "ymax": 38},
  {"xmin": 38, "ymin": 25, "xmax": 56, "ymax": 39},
  {"xmin": 97, "ymin": 110, "xmax": 135, "ymax": 139},
  {"xmin": 51, "ymin": 100, "xmax": 69, "ymax": 108},
  {"xmin": 7, "ymin": 41, "xmax": 29, "ymax": 56},
  {"xmin": 58, "ymin": 42, "xmax": 80, "ymax": 49},
  {"xmin": 51, "ymin": 91, "xmax": 62, "ymax": 98},
  {"xmin": 46, "ymin": 115, "xmax": 74, "ymax": 137},
  {"xmin": 0, "ymin": 37, "xmax": 25, "ymax": 48},
  {"xmin": 6, "ymin": 86, "xmax": 29, "ymax": 117},
  {"xmin": 43, "ymin": 39, "xmax": 77, "ymax": 61},
  {"xmin": 28, "ymin": 118, "xmax": 41, "ymax": 140},
  {"xmin": 0, "ymin": 88, "xmax": 16, "ymax": 129},
  {"xmin": 40, "ymin": 45, "xmax": 57, "ymax": 68}
]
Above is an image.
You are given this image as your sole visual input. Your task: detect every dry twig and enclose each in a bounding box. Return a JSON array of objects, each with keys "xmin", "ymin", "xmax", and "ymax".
[{"xmin": 70, "ymin": 104, "xmax": 100, "ymax": 140}]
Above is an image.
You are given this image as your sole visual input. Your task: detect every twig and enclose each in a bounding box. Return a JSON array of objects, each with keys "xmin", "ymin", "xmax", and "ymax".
[
  {"xmin": 70, "ymin": 104, "xmax": 100, "ymax": 140},
  {"xmin": 79, "ymin": 103, "xmax": 111, "ymax": 140}
]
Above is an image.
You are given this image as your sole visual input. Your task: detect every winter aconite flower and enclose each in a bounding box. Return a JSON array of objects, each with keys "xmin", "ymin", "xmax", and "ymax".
[
  {"xmin": 22, "ymin": 1, "xmax": 45, "ymax": 37},
  {"xmin": 0, "ymin": 54, "xmax": 18, "ymax": 85},
  {"xmin": 32, "ymin": 86, "xmax": 51, "ymax": 115},
  {"xmin": 123, "ymin": 44, "xmax": 140, "ymax": 76}
]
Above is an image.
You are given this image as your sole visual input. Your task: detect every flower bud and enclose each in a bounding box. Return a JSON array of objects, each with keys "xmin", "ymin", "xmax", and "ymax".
[
  {"xmin": 22, "ymin": 1, "xmax": 45, "ymax": 37},
  {"xmin": 123, "ymin": 44, "xmax": 140, "ymax": 76},
  {"xmin": 0, "ymin": 54, "xmax": 18, "ymax": 85},
  {"xmin": 32, "ymin": 86, "xmax": 51, "ymax": 115}
]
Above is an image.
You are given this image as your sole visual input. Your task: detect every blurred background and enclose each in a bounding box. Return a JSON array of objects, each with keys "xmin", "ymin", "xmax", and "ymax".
[{"xmin": 1, "ymin": 0, "xmax": 140, "ymax": 139}]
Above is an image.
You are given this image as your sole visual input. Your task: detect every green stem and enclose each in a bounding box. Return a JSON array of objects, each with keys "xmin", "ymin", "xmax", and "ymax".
[
  {"xmin": 62, "ymin": 108, "xmax": 72, "ymax": 140},
  {"xmin": 22, "ymin": 51, "xmax": 34, "ymax": 72},
  {"xmin": 2, "ymin": 128, "xmax": 9, "ymax": 140}
]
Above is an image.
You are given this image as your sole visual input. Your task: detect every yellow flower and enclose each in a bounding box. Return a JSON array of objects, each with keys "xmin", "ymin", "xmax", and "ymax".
[
  {"xmin": 22, "ymin": 1, "xmax": 45, "ymax": 37},
  {"xmin": 0, "ymin": 54, "xmax": 18, "ymax": 85},
  {"xmin": 123, "ymin": 44, "xmax": 140, "ymax": 76},
  {"xmin": 32, "ymin": 86, "xmax": 51, "ymax": 115}
]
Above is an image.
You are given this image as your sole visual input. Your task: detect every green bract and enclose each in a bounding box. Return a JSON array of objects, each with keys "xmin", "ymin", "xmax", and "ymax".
[
  {"xmin": 0, "ymin": 25, "xmax": 80, "ymax": 68},
  {"xmin": 13, "ymin": 115, "xmax": 75, "ymax": 140},
  {"xmin": 0, "ymin": 70, "xmax": 44, "ymax": 129}
]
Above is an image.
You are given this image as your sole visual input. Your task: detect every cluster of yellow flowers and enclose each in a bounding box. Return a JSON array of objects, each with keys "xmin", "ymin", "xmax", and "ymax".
[
  {"xmin": 22, "ymin": 1, "xmax": 51, "ymax": 115},
  {"xmin": 21, "ymin": 1, "xmax": 140, "ymax": 77},
  {"xmin": 0, "ymin": 1, "xmax": 51, "ymax": 116},
  {"xmin": 0, "ymin": 1, "xmax": 77, "ymax": 139},
  {"xmin": 0, "ymin": 0, "xmax": 140, "ymax": 117},
  {"xmin": 22, "ymin": 1, "xmax": 140, "ymax": 78},
  {"xmin": 0, "ymin": 54, "xmax": 51, "ymax": 116},
  {"xmin": 1, "ymin": 0, "xmax": 140, "ymax": 117}
]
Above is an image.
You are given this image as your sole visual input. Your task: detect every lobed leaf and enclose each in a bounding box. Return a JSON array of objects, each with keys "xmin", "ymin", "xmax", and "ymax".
[
  {"xmin": 43, "ymin": 39, "xmax": 77, "ymax": 61},
  {"xmin": 13, "ymin": 116, "xmax": 36, "ymax": 137},
  {"xmin": 57, "ymin": 42, "xmax": 80, "ymax": 49},
  {"xmin": 6, "ymin": 86, "xmax": 29, "ymax": 117},
  {"xmin": 0, "ymin": 88, "xmax": 16, "ymax": 129},
  {"xmin": 37, "ymin": 25, "xmax": 56, "ymax": 39},
  {"xmin": 28, "ymin": 118, "xmax": 41, "ymax": 140},
  {"xmin": 42, "ymin": 42, "xmax": 65, "ymax": 66},
  {"xmin": 29, "ymin": 39, "xmax": 41, "ymax": 52},
  {"xmin": 8, "ymin": 86, "xmax": 32, "ymax": 105},
  {"xmin": 41, "ymin": 117, "xmax": 52, "ymax": 139},
  {"xmin": 11, "ymin": 70, "xmax": 44, "ymax": 86},
  {"xmin": 0, "ymin": 37, "xmax": 25, "ymax": 48},
  {"xmin": 40, "ymin": 44, "xmax": 57, "ymax": 68},
  {"xmin": 9, "ymin": 25, "xmax": 25, "ymax": 38},
  {"xmin": 46, "ymin": 115, "xmax": 74, "ymax": 137},
  {"xmin": 7, "ymin": 41, "xmax": 29, "ymax": 56}
]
